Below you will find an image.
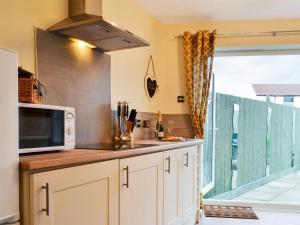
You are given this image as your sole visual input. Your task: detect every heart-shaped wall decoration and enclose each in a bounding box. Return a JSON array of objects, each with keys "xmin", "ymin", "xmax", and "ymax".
[
  {"xmin": 145, "ymin": 75, "xmax": 158, "ymax": 99},
  {"xmin": 144, "ymin": 55, "xmax": 159, "ymax": 101}
]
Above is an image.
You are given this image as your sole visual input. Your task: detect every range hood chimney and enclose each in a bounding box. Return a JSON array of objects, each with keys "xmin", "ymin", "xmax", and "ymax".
[{"xmin": 48, "ymin": 0, "xmax": 150, "ymax": 51}]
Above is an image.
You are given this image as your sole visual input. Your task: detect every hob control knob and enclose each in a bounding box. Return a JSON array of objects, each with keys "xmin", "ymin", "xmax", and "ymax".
[
  {"xmin": 66, "ymin": 112, "xmax": 74, "ymax": 122},
  {"xmin": 66, "ymin": 127, "xmax": 73, "ymax": 136}
]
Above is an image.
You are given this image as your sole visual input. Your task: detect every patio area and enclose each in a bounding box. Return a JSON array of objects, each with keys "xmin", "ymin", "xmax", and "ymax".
[{"xmin": 234, "ymin": 171, "xmax": 300, "ymax": 204}]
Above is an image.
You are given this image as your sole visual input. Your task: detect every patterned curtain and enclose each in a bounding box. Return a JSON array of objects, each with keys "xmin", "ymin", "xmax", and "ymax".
[{"xmin": 183, "ymin": 30, "xmax": 217, "ymax": 139}]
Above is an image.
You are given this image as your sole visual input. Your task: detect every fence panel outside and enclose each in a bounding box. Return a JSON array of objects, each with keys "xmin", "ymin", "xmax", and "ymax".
[{"xmin": 205, "ymin": 93, "xmax": 300, "ymax": 199}]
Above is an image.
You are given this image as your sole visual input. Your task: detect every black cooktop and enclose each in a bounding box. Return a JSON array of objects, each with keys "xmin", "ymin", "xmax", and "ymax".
[{"xmin": 76, "ymin": 143, "xmax": 159, "ymax": 151}]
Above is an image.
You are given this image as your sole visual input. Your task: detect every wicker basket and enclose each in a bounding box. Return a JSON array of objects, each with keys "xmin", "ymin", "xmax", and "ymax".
[{"xmin": 18, "ymin": 78, "xmax": 43, "ymax": 104}]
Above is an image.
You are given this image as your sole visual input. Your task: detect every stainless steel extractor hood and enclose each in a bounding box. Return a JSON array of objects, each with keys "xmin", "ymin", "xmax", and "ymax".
[{"xmin": 48, "ymin": 0, "xmax": 150, "ymax": 51}]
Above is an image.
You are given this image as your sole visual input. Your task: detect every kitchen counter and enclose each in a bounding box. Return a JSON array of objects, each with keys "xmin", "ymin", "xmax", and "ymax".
[{"xmin": 19, "ymin": 139, "xmax": 203, "ymax": 173}]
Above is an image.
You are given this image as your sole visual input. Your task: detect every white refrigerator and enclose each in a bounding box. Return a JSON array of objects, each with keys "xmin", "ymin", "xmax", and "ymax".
[{"xmin": 0, "ymin": 48, "xmax": 19, "ymax": 224}]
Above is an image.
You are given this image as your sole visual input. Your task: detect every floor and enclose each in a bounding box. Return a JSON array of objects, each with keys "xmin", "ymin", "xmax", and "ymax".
[
  {"xmin": 198, "ymin": 210, "xmax": 300, "ymax": 225},
  {"xmin": 233, "ymin": 171, "xmax": 300, "ymax": 204}
]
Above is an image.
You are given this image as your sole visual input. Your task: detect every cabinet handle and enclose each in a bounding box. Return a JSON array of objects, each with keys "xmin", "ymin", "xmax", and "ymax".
[
  {"xmin": 123, "ymin": 166, "xmax": 129, "ymax": 188},
  {"xmin": 165, "ymin": 156, "xmax": 171, "ymax": 173},
  {"xmin": 42, "ymin": 183, "xmax": 49, "ymax": 216},
  {"xmin": 184, "ymin": 152, "xmax": 189, "ymax": 167}
]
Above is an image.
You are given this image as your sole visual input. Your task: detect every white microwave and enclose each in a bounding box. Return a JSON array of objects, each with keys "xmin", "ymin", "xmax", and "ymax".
[{"xmin": 18, "ymin": 103, "xmax": 75, "ymax": 154}]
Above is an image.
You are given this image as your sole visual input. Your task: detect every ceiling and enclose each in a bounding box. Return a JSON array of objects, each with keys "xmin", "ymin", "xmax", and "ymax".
[{"xmin": 134, "ymin": 0, "xmax": 300, "ymax": 23}]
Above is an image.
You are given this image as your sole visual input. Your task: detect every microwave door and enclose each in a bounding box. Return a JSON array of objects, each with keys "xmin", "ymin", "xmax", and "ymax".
[{"xmin": 19, "ymin": 107, "xmax": 65, "ymax": 152}]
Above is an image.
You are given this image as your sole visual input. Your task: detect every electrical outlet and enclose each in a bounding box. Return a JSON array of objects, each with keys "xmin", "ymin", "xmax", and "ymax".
[
  {"xmin": 136, "ymin": 119, "xmax": 141, "ymax": 128},
  {"xmin": 177, "ymin": 96, "xmax": 184, "ymax": 103},
  {"xmin": 142, "ymin": 120, "xmax": 150, "ymax": 128}
]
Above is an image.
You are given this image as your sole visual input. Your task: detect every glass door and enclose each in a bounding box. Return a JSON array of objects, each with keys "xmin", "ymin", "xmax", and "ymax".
[{"xmin": 201, "ymin": 74, "xmax": 216, "ymax": 195}]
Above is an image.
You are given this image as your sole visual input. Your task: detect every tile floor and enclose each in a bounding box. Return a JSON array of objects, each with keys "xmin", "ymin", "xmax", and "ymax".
[
  {"xmin": 198, "ymin": 209, "xmax": 300, "ymax": 225},
  {"xmin": 233, "ymin": 171, "xmax": 300, "ymax": 204}
]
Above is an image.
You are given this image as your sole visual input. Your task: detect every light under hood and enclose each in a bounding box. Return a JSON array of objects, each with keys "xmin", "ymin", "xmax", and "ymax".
[{"xmin": 48, "ymin": 0, "xmax": 150, "ymax": 52}]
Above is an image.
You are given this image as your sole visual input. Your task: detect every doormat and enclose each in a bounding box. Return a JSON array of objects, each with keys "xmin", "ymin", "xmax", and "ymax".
[{"xmin": 204, "ymin": 205, "xmax": 259, "ymax": 219}]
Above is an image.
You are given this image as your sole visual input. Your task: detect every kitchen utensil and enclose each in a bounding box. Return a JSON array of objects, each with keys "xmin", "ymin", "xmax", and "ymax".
[{"xmin": 115, "ymin": 102, "xmax": 133, "ymax": 144}]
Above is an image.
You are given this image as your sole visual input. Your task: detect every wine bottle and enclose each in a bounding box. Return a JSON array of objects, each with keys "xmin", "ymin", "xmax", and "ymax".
[{"xmin": 156, "ymin": 111, "xmax": 164, "ymax": 140}]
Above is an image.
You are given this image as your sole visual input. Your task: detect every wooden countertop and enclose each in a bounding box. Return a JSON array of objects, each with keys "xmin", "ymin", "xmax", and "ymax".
[{"xmin": 19, "ymin": 139, "xmax": 203, "ymax": 173}]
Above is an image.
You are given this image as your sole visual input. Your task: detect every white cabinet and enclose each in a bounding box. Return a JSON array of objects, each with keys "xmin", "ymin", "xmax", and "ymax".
[
  {"xmin": 181, "ymin": 147, "xmax": 197, "ymax": 225},
  {"xmin": 30, "ymin": 160, "xmax": 119, "ymax": 225},
  {"xmin": 120, "ymin": 152, "xmax": 164, "ymax": 225},
  {"xmin": 163, "ymin": 146, "xmax": 198, "ymax": 225},
  {"xmin": 21, "ymin": 144, "xmax": 201, "ymax": 225},
  {"xmin": 163, "ymin": 150, "xmax": 182, "ymax": 225}
]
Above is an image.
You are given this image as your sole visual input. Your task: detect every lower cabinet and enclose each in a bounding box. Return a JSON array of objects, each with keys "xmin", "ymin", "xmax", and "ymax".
[
  {"xmin": 181, "ymin": 147, "xmax": 197, "ymax": 225},
  {"xmin": 164, "ymin": 146, "xmax": 198, "ymax": 225},
  {"xmin": 30, "ymin": 160, "xmax": 119, "ymax": 225},
  {"xmin": 21, "ymin": 145, "xmax": 199, "ymax": 225},
  {"xmin": 163, "ymin": 149, "xmax": 183, "ymax": 225},
  {"xmin": 119, "ymin": 152, "xmax": 164, "ymax": 225}
]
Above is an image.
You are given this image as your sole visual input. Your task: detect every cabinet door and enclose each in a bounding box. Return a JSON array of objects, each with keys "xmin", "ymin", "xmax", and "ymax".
[
  {"xmin": 120, "ymin": 152, "xmax": 164, "ymax": 225},
  {"xmin": 182, "ymin": 146, "xmax": 197, "ymax": 225},
  {"xmin": 163, "ymin": 150, "xmax": 182, "ymax": 225},
  {"xmin": 31, "ymin": 160, "xmax": 119, "ymax": 225}
]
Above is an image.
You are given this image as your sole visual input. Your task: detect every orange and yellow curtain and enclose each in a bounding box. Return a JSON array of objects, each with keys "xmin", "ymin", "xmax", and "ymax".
[{"xmin": 183, "ymin": 30, "xmax": 217, "ymax": 139}]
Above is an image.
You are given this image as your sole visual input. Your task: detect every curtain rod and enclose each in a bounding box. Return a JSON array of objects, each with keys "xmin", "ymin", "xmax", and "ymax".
[{"xmin": 175, "ymin": 30, "xmax": 300, "ymax": 39}]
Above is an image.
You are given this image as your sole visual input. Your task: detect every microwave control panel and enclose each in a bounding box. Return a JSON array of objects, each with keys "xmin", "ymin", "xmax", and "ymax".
[{"xmin": 65, "ymin": 107, "xmax": 75, "ymax": 149}]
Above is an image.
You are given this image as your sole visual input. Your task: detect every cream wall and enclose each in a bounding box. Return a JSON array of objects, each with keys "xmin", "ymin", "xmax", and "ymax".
[
  {"xmin": 102, "ymin": 0, "xmax": 164, "ymax": 112},
  {"xmin": 160, "ymin": 19, "xmax": 300, "ymax": 114},
  {"xmin": 1, "ymin": 1, "xmax": 300, "ymax": 114},
  {"xmin": 0, "ymin": 0, "xmax": 67, "ymax": 72}
]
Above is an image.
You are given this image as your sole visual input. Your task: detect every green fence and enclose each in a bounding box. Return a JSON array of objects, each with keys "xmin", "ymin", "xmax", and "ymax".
[{"xmin": 205, "ymin": 93, "xmax": 300, "ymax": 198}]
